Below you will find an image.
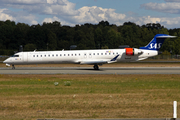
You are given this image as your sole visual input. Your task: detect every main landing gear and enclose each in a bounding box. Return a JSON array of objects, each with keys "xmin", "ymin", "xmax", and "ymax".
[
  {"xmin": 93, "ymin": 64, "xmax": 99, "ymax": 70},
  {"xmin": 12, "ymin": 64, "xmax": 15, "ymax": 69}
]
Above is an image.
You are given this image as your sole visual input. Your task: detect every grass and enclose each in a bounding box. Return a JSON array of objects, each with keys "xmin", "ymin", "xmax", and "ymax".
[{"xmin": 0, "ymin": 74, "xmax": 180, "ymax": 120}]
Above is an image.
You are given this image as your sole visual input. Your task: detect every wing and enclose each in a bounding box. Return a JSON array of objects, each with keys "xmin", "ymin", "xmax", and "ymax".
[{"xmin": 77, "ymin": 54, "xmax": 119, "ymax": 65}]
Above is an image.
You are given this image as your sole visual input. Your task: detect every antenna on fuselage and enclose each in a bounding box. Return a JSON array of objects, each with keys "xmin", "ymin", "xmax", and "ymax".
[{"xmin": 34, "ymin": 49, "xmax": 37, "ymax": 52}]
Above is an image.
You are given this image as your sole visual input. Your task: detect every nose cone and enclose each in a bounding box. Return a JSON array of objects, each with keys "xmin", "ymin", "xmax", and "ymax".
[
  {"xmin": 3, "ymin": 59, "xmax": 7, "ymax": 63},
  {"xmin": 3, "ymin": 58, "xmax": 10, "ymax": 64}
]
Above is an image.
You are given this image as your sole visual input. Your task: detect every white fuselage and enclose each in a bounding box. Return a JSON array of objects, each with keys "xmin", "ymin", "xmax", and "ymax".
[{"xmin": 3, "ymin": 49, "xmax": 158, "ymax": 65}]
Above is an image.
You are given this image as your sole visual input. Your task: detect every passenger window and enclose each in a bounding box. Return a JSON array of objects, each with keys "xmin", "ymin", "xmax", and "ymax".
[
  {"xmin": 75, "ymin": 54, "xmax": 77, "ymax": 56},
  {"xmin": 79, "ymin": 54, "xmax": 81, "ymax": 56},
  {"xmin": 60, "ymin": 54, "xmax": 62, "ymax": 56},
  {"xmin": 33, "ymin": 55, "xmax": 35, "ymax": 57},
  {"xmin": 37, "ymin": 55, "xmax": 38, "ymax": 57},
  {"xmin": 105, "ymin": 53, "xmax": 107, "ymax": 55},
  {"xmin": 64, "ymin": 54, "xmax": 66, "ymax": 56},
  {"xmin": 93, "ymin": 53, "xmax": 95, "ymax": 55},
  {"xmin": 56, "ymin": 54, "xmax": 58, "ymax": 57},
  {"xmin": 48, "ymin": 55, "xmax": 50, "ymax": 57},
  {"xmin": 101, "ymin": 53, "xmax": 103, "ymax": 55},
  {"xmin": 52, "ymin": 54, "xmax": 54, "ymax": 57},
  {"xmin": 44, "ymin": 55, "xmax": 46, "ymax": 57},
  {"xmin": 97, "ymin": 53, "xmax": 99, "ymax": 55},
  {"xmin": 72, "ymin": 54, "xmax": 73, "ymax": 56},
  {"xmin": 109, "ymin": 53, "xmax": 111, "ymax": 55}
]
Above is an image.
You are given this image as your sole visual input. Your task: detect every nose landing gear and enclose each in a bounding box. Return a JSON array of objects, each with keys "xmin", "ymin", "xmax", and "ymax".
[{"xmin": 12, "ymin": 65, "xmax": 15, "ymax": 69}]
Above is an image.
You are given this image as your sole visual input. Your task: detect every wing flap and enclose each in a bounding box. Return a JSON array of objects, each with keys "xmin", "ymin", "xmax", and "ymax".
[
  {"xmin": 78, "ymin": 54, "xmax": 120, "ymax": 65},
  {"xmin": 80, "ymin": 60, "xmax": 108, "ymax": 65}
]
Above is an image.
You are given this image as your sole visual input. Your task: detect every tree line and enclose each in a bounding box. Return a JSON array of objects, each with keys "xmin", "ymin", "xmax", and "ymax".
[{"xmin": 0, "ymin": 20, "xmax": 180, "ymax": 55}]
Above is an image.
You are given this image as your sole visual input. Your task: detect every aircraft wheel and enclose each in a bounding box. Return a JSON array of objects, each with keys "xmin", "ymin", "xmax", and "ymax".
[
  {"xmin": 12, "ymin": 65, "xmax": 15, "ymax": 69},
  {"xmin": 93, "ymin": 65, "xmax": 99, "ymax": 70}
]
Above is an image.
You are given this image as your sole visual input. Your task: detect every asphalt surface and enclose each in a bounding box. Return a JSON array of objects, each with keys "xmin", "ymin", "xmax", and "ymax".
[
  {"xmin": 37, "ymin": 118, "xmax": 180, "ymax": 120},
  {"xmin": 0, "ymin": 67, "xmax": 180, "ymax": 74}
]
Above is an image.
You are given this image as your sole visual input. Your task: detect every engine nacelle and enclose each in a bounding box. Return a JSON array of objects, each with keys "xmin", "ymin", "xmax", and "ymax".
[{"xmin": 125, "ymin": 48, "xmax": 143, "ymax": 56}]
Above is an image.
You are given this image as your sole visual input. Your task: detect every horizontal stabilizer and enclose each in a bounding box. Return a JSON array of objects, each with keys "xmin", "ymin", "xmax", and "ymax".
[{"xmin": 156, "ymin": 36, "xmax": 176, "ymax": 38}]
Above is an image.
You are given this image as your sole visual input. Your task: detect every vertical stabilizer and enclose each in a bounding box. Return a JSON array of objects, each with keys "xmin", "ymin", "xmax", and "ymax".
[{"xmin": 139, "ymin": 34, "xmax": 176, "ymax": 51}]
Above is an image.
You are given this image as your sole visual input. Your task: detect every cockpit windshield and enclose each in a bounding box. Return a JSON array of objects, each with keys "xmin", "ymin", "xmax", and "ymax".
[{"xmin": 12, "ymin": 55, "xmax": 19, "ymax": 57}]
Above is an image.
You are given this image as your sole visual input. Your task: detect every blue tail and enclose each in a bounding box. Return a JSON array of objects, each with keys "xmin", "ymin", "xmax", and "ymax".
[{"xmin": 139, "ymin": 34, "xmax": 176, "ymax": 51}]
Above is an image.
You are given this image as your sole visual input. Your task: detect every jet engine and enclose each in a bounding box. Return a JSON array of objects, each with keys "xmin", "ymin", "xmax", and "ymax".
[{"xmin": 125, "ymin": 48, "xmax": 143, "ymax": 56}]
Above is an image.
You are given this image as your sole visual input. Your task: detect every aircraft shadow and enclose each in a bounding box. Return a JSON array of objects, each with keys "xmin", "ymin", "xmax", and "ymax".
[
  {"xmin": 1, "ymin": 67, "xmax": 180, "ymax": 71},
  {"xmin": 0, "ymin": 67, "xmax": 105, "ymax": 71}
]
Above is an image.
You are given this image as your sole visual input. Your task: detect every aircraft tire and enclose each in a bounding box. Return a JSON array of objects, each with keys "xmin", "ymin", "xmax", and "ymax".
[{"xmin": 93, "ymin": 64, "xmax": 99, "ymax": 70}]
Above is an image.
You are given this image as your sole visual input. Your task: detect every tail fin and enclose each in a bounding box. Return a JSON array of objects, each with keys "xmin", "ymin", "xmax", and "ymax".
[{"xmin": 139, "ymin": 34, "xmax": 176, "ymax": 51}]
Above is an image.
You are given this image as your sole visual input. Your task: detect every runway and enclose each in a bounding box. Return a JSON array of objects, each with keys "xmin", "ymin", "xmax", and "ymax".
[{"xmin": 0, "ymin": 67, "xmax": 180, "ymax": 74}]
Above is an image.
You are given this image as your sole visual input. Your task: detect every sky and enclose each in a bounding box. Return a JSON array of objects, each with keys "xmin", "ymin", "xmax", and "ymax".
[{"xmin": 0, "ymin": 0, "xmax": 180, "ymax": 28}]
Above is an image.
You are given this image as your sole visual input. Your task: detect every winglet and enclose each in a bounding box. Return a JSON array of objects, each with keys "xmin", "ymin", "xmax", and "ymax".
[{"xmin": 110, "ymin": 54, "xmax": 119, "ymax": 61}]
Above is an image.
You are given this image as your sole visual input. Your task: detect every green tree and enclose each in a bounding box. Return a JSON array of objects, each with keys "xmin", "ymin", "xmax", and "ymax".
[
  {"xmin": 106, "ymin": 29, "xmax": 118, "ymax": 48},
  {"xmin": 174, "ymin": 37, "xmax": 180, "ymax": 54},
  {"xmin": 46, "ymin": 31, "xmax": 57, "ymax": 50},
  {"xmin": 85, "ymin": 27, "xmax": 95, "ymax": 49},
  {"xmin": 24, "ymin": 44, "xmax": 37, "ymax": 51},
  {"xmin": 94, "ymin": 27, "xmax": 103, "ymax": 49},
  {"xmin": 76, "ymin": 43, "xmax": 87, "ymax": 50}
]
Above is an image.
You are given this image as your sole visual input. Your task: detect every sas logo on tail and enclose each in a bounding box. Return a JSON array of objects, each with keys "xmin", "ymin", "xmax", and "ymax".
[{"xmin": 148, "ymin": 43, "xmax": 162, "ymax": 49}]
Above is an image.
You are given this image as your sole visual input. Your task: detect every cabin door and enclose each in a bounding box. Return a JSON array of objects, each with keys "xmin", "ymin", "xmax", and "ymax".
[{"xmin": 23, "ymin": 52, "xmax": 28, "ymax": 63}]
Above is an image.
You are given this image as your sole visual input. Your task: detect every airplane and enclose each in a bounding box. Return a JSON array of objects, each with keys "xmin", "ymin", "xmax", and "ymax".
[{"xmin": 3, "ymin": 34, "xmax": 176, "ymax": 70}]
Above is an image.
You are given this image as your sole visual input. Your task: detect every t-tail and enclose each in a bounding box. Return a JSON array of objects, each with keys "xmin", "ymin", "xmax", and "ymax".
[{"xmin": 139, "ymin": 34, "xmax": 176, "ymax": 51}]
